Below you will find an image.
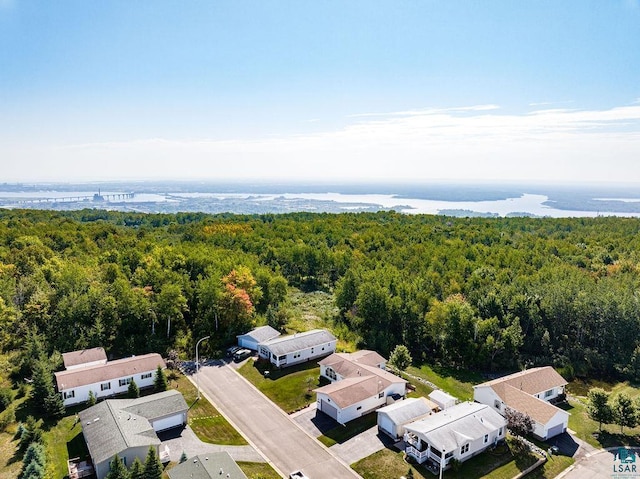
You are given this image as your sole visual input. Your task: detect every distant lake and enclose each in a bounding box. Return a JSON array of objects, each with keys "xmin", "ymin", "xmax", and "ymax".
[{"xmin": 2, "ymin": 184, "xmax": 640, "ymax": 217}]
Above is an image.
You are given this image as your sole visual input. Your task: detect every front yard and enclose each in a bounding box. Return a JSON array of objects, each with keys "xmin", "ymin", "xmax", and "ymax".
[
  {"xmin": 352, "ymin": 443, "xmax": 573, "ymax": 479},
  {"xmin": 238, "ymin": 358, "xmax": 323, "ymax": 413}
]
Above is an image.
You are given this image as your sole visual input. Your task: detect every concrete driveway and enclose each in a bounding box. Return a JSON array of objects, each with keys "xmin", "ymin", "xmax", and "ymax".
[
  {"xmin": 194, "ymin": 361, "xmax": 362, "ymax": 479},
  {"xmin": 158, "ymin": 425, "xmax": 264, "ymax": 463},
  {"xmin": 559, "ymin": 448, "xmax": 626, "ymax": 479},
  {"xmin": 292, "ymin": 406, "xmax": 393, "ymax": 465}
]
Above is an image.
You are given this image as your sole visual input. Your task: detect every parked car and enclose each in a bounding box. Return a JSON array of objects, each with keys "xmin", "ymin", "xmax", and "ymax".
[
  {"xmin": 226, "ymin": 345, "xmax": 242, "ymax": 357},
  {"xmin": 233, "ymin": 348, "xmax": 252, "ymax": 362},
  {"xmin": 289, "ymin": 472, "xmax": 309, "ymax": 479}
]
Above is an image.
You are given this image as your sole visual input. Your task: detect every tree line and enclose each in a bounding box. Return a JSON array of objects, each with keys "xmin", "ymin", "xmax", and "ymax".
[{"xmin": 1, "ymin": 209, "xmax": 640, "ymax": 385}]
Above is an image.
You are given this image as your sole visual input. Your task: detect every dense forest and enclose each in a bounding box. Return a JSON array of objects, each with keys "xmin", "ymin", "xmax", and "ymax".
[{"xmin": 1, "ymin": 208, "xmax": 640, "ymax": 383}]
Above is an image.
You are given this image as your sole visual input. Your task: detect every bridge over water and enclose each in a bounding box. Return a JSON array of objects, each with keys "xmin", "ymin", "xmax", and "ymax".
[{"xmin": 15, "ymin": 192, "xmax": 135, "ymax": 204}]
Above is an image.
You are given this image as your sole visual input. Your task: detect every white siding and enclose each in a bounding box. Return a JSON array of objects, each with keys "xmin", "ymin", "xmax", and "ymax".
[
  {"xmin": 152, "ymin": 412, "xmax": 186, "ymax": 432},
  {"xmin": 60, "ymin": 370, "xmax": 158, "ymax": 406},
  {"xmin": 267, "ymin": 340, "xmax": 337, "ymax": 368},
  {"xmin": 540, "ymin": 410, "xmax": 569, "ymax": 439},
  {"xmin": 318, "ymin": 383, "xmax": 406, "ymax": 425},
  {"xmin": 473, "ymin": 386, "xmax": 503, "ymax": 412}
]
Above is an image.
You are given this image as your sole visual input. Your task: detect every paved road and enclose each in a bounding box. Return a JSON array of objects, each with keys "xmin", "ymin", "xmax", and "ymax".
[
  {"xmin": 559, "ymin": 448, "xmax": 622, "ymax": 479},
  {"xmin": 195, "ymin": 361, "xmax": 362, "ymax": 479}
]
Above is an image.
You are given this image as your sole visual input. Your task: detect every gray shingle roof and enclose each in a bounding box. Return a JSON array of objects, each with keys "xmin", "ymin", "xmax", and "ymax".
[
  {"xmin": 237, "ymin": 325, "xmax": 281, "ymax": 343},
  {"xmin": 167, "ymin": 453, "xmax": 248, "ymax": 479},
  {"xmin": 404, "ymin": 402, "xmax": 507, "ymax": 453},
  {"xmin": 79, "ymin": 390, "xmax": 187, "ymax": 465},
  {"xmin": 259, "ymin": 329, "xmax": 336, "ymax": 356},
  {"xmin": 377, "ymin": 397, "xmax": 437, "ymax": 425}
]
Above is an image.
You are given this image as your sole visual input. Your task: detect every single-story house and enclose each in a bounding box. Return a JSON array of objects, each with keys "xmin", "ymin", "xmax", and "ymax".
[
  {"xmin": 377, "ymin": 397, "xmax": 438, "ymax": 440},
  {"xmin": 319, "ymin": 350, "xmax": 386, "ymax": 382},
  {"xmin": 429, "ymin": 390, "xmax": 457, "ymax": 410},
  {"xmin": 257, "ymin": 329, "xmax": 336, "ymax": 368},
  {"xmin": 314, "ymin": 350, "xmax": 407, "ymax": 424},
  {"xmin": 237, "ymin": 325, "xmax": 281, "ymax": 351},
  {"xmin": 62, "ymin": 347, "xmax": 108, "ymax": 370},
  {"xmin": 55, "ymin": 353, "xmax": 166, "ymax": 406},
  {"xmin": 167, "ymin": 452, "xmax": 248, "ymax": 479},
  {"xmin": 404, "ymin": 402, "xmax": 507, "ymax": 469},
  {"xmin": 473, "ymin": 366, "xmax": 569, "ymax": 440},
  {"xmin": 80, "ymin": 390, "xmax": 188, "ymax": 479}
]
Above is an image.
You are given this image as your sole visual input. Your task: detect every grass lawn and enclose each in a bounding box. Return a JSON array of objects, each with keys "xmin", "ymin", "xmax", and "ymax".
[
  {"xmin": 405, "ymin": 364, "xmax": 481, "ymax": 401},
  {"xmin": 352, "ymin": 440, "xmax": 574, "ymax": 479},
  {"xmin": 565, "ymin": 394, "xmax": 640, "ymax": 448},
  {"xmin": 237, "ymin": 461, "xmax": 282, "ymax": 479},
  {"xmin": 238, "ymin": 358, "xmax": 322, "ymax": 413},
  {"xmin": 317, "ymin": 413, "xmax": 377, "ymax": 447},
  {"xmin": 175, "ymin": 373, "xmax": 247, "ymax": 445},
  {"xmin": 0, "ymin": 431, "xmax": 21, "ymax": 479}
]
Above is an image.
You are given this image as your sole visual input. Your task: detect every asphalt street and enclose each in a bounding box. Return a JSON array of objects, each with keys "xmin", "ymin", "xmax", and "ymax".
[{"xmin": 194, "ymin": 361, "xmax": 362, "ymax": 479}]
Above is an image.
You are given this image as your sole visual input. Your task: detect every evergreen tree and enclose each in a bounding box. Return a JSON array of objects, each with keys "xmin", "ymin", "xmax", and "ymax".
[
  {"xmin": 143, "ymin": 446, "xmax": 162, "ymax": 479},
  {"xmin": 587, "ymin": 388, "xmax": 612, "ymax": 432},
  {"xmin": 129, "ymin": 457, "xmax": 144, "ymax": 479},
  {"xmin": 30, "ymin": 359, "xmax": 53, "ymax": 412},
  {"xmin": 106, "ymin": 455, "xmax": 130, "ymax": 479},
  {"xmin": 612, "ymin": 393, "xmax": 638, "ymax": 434},
  {"xmin": 20, "ymin": 461, "xmax": 45, "ymax": 479},
  {"xmin": 153, "ymin": 366, "xmax": 168, "ymax": 392},
  {"xmin": 21, "ymin": 442, "xmax": 46, "ymax": 479},
  {"xmin": 19, "ymin": 416, "xmax": 43, "ymax": 451},
  {"xmin": 87, "ymin": 390, "xmax": 97, "ymax": 406},
  {"xmin": 127, "ymin": 378, "xmax": 140, "ymax": 398}
]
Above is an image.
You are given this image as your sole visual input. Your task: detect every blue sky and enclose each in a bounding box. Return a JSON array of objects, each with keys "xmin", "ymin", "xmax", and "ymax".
[{"xmin": 1, "ymin": 1, "xmax": 639, "ymax": 183}]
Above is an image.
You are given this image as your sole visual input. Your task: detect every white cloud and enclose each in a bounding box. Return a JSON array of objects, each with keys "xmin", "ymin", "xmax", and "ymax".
[{"xmin": 4, "ymin": 103, "xmax": 640, "ymax": 183}]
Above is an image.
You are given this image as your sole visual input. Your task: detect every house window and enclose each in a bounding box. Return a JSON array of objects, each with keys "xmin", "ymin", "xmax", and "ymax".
[
  {"xmin": 326, "ymin": 368, "xmax": 337, "ymax": 381},
  {"xmin": 460, "ymin": 444, "xmax": 469, "ymax": 454},
  {"xmin": 141, "ymin": 372, "xmax": 152, "ymax": 380},
  {"xmin": 322, "ymin": 347, "xmax": 325, "ymax": 351},
  {"xmin": 499, "ymin": 427, "xmax": 503, "ymax": 436},
  {"xmin": 119, "ymin": 377, "xmax": 133, "ymax": 387},
  {"xmin": 378, "ymin": 392, "xmax": 384, "ymax": 399},
  {"xmin": 484, "ymin": 434, "xmax": 489, "ymax": 443},
  {"xmin": 494, "ymin": 399, "xmax": 501, "ymax": 409},
  {"xmin": 63, "ymin": 390, "xmax": 75, "ymax": 399},
  {"xmin": 101, "ymin": 382, "xmax": 111, "ymax": 391},
  {"xmin": 545, "ymin": 389, "xmax": 554, "ymax": 398},
  {"xmin": 445, "ymin": 452, "xmax": 453, "ymax": 459},
  {"xmin": 357, "ymin": 406, "xmax": 362, "ymax": 411},
  {"xmin": 293, "ymin": 352, "xmax": 301, "ymax": 359}
]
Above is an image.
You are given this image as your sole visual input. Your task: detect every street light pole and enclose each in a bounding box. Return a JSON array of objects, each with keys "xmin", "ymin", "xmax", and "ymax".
[{"xmin": 195, "ymin": 335, "xmax": 210, "ymax": 401}]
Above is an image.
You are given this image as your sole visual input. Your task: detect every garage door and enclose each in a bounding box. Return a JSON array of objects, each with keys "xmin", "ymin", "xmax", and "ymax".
[
  {"xmin": 239, "ymin": 338, "xmax": 258, "ymax": 351},
  {"xmin": 546, "ymin": 423, "xmax": 565, "ymax": 439},
  {"xmin": 320, "ymin": 400, "xmax": 338, "ymax": 421},
  {"xmin": 152, "ymin": 413, "xmax": 185, "ymax": 432},
  {"xmin": 378, "ymin": 415, "xmax": 396, "ymax": 439}
]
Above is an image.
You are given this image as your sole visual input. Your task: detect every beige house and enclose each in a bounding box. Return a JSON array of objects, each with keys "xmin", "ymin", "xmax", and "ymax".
[{"xmin": 473, "ymin": 366, "xmax": 569, "ymax": 440}]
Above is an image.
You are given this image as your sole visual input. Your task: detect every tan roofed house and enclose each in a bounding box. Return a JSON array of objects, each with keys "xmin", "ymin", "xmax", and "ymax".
[
  {"xmin": 62, "ymin": 347, "xmax": 108, "ymax": 370},
  {"xmin": 55, "ymin": 353, "xmax": 165, "ymax": 406},
  {"xmin": 473, "ymin": 366, "xmax": 569, "ymax": 440},
  {"xmin": 315, "ymin": 350, "xmax": 407, "ymax": 424}
]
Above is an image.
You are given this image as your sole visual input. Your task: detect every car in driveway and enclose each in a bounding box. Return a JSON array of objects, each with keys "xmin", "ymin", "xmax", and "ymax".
[
  {"xmin": 233, "ymin": 348, "xmax": 252, "ymax": 362},
  {"xmin": 226, "ymin": 345, "xmax": 242, "ymax": 357}
]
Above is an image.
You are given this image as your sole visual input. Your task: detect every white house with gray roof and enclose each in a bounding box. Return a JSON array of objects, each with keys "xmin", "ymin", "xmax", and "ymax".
[
  {"xmin": 377, "ymin": 397, "xmax": 438, "ymax": 440},
  {"xmin": 55, "ymin": 353, "xmax": 165, "ymax": 406},
  {"xmin": 257, "ymin": 329, "xmax": 336, "ymax": 368},
  {"xmin": 404, "ymin": 402, "xmax": 507, "ymax": 469},
  {"xmin": 237, "ymin": 325, "xmax": 281, "ymax": 351},
  {"xmin": 79, "ymin": 390, "xmax": 188, "ymax": 479}
]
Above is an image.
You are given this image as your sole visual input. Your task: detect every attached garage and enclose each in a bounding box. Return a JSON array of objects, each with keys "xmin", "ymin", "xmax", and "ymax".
[
  {"xmin": 151, "ymin": 412, "xmax": 187, "ymax": 432},
  {"xmin": 319, "ymin": 399, "xmax": 338, "ymax": 421},
  {"xmin": 377, "ymin": 397, "xmax": 437, "ymax": 440},
  {"xmin": 237, "ymin": 326, "xmax": 281, "ymax": 351},
  {"xmin": 546, "ymin": 423, "xmax": 565, "ymax": 439}
]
